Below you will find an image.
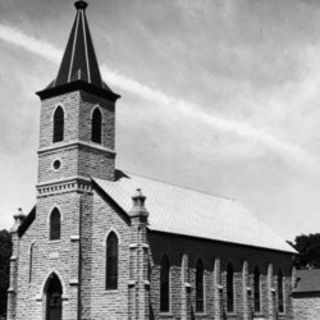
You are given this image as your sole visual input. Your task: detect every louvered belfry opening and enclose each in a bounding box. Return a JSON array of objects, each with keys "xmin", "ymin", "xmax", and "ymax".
[
  {"xmin": 53, "ymin": 106, "xmax": 64, "ymax": 143},
  {"xmin": 92, "ymin": 108, "xmax": 102, "ymax": 144}
]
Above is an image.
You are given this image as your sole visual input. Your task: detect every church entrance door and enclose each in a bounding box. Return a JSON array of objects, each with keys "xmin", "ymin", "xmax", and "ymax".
[{"xmin": 45, "ymin": 274, "xmax": 63, "ymax": 320}]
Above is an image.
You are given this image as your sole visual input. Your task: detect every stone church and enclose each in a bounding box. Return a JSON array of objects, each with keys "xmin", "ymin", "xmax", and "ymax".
[{"xmin": 7, "ymin": 1, "xmax": 296, "ymax": 320}]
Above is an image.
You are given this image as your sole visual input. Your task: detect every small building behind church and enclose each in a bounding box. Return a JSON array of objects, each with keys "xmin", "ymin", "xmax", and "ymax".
[
  {"xmin": 292, "ymin": 269, "xmax": 320, "ymax": 320},
  {"xmin": 7, "ymin": 1, "xmax": 296, "ymax": 320}
]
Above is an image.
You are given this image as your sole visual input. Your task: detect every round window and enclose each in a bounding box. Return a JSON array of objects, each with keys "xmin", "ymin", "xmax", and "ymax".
[{"xmin": 53, "ymin": 160, "xmax": 61, "ymax": 170}]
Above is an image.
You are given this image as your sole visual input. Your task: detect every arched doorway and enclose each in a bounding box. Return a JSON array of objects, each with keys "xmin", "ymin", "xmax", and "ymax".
[{"xmin": 45, "ymin": 273, "xmax": 62, "ymax": 320}]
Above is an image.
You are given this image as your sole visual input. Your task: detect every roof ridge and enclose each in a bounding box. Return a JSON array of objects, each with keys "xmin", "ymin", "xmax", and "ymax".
[{"xmin": 121, "ymin": 169, "xmax": 237, "ymax": 202}]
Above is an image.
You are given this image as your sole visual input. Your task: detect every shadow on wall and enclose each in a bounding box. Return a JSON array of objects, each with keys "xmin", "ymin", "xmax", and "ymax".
[{"xmin": 0, "ymin": 229, "xmax": 12, "ymax": 320}]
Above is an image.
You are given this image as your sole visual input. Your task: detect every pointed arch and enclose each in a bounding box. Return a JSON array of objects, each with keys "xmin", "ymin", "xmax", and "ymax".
[
  {"xmin": 106, "ymin": 231, "xmax": 118, "ymax": 290},
  {"xmin": 254, "ymin": 266, "xmax": 261, "ymax": 313},
  {"xmin": 38, "ymin": 270, "xmax": 66, "ymax": 300},
  {"xmin": 226, "ymin": 263, "xmax": 234, "ymax": 313},
  {"xmin": 160, "ymin": 254, "xmax": 170, "ymax": 312},
  {"xmin": 44, "ymin": 273, "xmax": 63, "ymax": 320},
  {"xmin": 196, "ymin": 259, "xmax": 205, "ymax": 312},
  {"xmin": 278, "ymin": 268, "xmax": 284, "ymax": 313},
  {"xmin": 103, "ymin": 227, "xmax": 121, "ymax": 247},
  {"xmin": 91, "ymin": 107, "xmax": 102, "ymax": 144},
  {"xmin": 50, "ymin": 208, "xmax": 61, "ymax": 240},
  {"xmin": 53, "ymin": 106, "xmax": 64, "ymax": 143}
]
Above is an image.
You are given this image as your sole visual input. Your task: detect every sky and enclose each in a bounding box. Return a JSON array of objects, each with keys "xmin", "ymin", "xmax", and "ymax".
[{"xmin": 0, "ymin": 0, "xmax": 320, "ymax": 242}]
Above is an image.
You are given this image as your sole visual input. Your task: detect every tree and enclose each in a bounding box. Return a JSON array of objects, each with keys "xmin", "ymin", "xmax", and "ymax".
[
  {"xmin": 0, "ymin": 229, "xmax": 12, "ymax": 319},
  {"xmin": 289, "ymin": 233, "xmax": 320, "ymax": 269}
]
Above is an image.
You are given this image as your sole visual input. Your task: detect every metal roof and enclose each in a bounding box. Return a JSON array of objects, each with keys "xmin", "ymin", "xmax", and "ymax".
[
  {"xmin": 93, "ymin": 171, "xmax": 296, "ymax": 254},
  {"xmin": 37, "ymin": 1, "xmax": 120, "ymax": 101},
  {"xmin": 45, "ymin": 1, "xmax": 114, "ymax": 94},
  {"xmin": 293, "ymin": 269, "xmax": 320, "ymax": 293}
]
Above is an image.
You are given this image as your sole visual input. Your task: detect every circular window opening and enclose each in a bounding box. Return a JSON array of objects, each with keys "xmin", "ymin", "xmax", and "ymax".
[{"xmin": 53, "ymin": 160, "xmax": 61, "ymax": 170}]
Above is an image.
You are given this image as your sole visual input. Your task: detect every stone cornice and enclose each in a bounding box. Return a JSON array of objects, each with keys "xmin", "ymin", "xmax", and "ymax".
[
  {"xmin": 38, "ymin": 141, "xmax": 116, "ymax": 156},
  {"xmin": 36, "ymin": 176, "xmax": 93, "ymax": 196}
]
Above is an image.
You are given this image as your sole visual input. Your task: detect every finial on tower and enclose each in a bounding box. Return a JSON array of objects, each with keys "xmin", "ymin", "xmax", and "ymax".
[
  {"xmin": 11, "ymin": 208, "xmax": 26, "ymax": 233},
  {"xmin": 129, "ymin": 188, "xmax": 149, "ymax": 218},
  {"xmin": 74, "ymin": 0, "xmax": 88, "ymax": 10}
]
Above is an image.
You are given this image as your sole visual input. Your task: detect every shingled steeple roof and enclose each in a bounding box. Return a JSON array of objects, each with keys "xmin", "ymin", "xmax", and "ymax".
[{"xmin": 37, "ymin": 1, "xmax": 119, "ymax": 101}]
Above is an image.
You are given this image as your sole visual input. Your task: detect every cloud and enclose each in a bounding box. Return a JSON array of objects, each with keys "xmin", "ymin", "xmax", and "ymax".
[{"xmin": 0, "ymin": 23, "xmax": 317, "ymax": 170}]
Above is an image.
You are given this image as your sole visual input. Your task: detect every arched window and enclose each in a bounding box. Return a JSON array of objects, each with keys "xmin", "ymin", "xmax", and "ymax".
[
  {"xmin": 91, "ymin": 107, "xmax": 102, "ymax": 144},
  {"xmin": 227, "ymin": 263, "xmax": 234, "ymax": 313},
  {"xmin": 45, "ymin": 273, "xmax": 63, "ymax": 320},
  {"xmin": 53, "ymin": 106, "xmax": 64, "ymax": 143},
  {"xmin": 50, "ymin": 208, "xmax": 61, "ymax": 240},
  {"xmin": 106, "ymin": 232, "xmax": 118, "ymax": 290},
  {"xmin": 278, "ymin": 269, "xmax": 284, "ymax": 313},
  {"xmin": 196, "ymin": 259, "xmax": 204, "ymax": 312},
  {"xmin": 254, "ymin": 266, "xmax": 261, "ymax": 312},
  {"xmin": 160, "ymin": 255, "xmax": 170, "ymax": 312},
  {"xmin": 29, "ymin": 242, "xmax": 34, "ymax": 283}
]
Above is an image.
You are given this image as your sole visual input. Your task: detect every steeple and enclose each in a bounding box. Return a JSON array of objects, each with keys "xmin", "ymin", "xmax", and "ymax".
[{"xmin": 37, "ymin": 0, "xmax": 119, "ymax": 101}]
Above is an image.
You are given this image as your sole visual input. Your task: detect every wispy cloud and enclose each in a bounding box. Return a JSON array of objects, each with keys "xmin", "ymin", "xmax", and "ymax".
[{"xmin": 0, "ymin": 24, "xmax": 316, "ymax": 170}]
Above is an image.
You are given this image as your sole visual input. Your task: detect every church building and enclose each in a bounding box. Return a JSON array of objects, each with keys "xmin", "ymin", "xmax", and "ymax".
[{"xmin": 7, "ymin": 1, "xmax": 296, "ymax": 320}]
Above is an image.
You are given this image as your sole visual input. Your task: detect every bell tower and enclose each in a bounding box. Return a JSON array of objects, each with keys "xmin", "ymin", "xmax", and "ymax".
[
  {"xmin": 26, "ymin": 2, "xmax": 121, "ymax": 319},
  {"xmin": 8, "ymin": 3, "xmax": 122, "ymax": 320},
  {"xmin": 36, "ymin": 0, "xmax": 120, "ymax": 191}
]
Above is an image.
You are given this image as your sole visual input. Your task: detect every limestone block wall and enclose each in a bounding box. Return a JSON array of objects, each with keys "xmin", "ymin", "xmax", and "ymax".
[
  {"xmin": 13, "ymin": 191, "xmax": 83, "ymax": 320},
  {"xmin": 38, "ymin": 90, "xmax": 116, "ymax": 184},
  {"xmin": 86, "ymin": 189, "xmax": 131, "ymax": 320},
  {"xmin": 148, "ymin": 231, "xmax": 294, "ymax": 320},
  {"xmin": 293, "ymin": 294, "xmax": 320, "ymax": 320}
]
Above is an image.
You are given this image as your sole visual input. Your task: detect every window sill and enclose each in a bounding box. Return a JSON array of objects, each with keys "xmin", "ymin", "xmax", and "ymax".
[
  {"xmin": 225, "ymin": 313, "xmax": 237, "ymax": 317},
  {"xmin": 48, "ymin": 240, "xmax": 62, "ymax": 244},
  {"xmin": 159, "ymin": 312, "xmax": 173, "ymax": 316},
  {"xmin": 104, "ymin": 289, "xmax": 118, "ymax": 294}
]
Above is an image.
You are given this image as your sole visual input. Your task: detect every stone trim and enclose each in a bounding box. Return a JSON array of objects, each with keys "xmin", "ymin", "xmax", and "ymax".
[
  {"xmin": 70, "ymin": 235, "xmax": 80, "ymax": 241},
  {"xmin": 38, "ymin": 269, "xmax": 67, "ymax": 299},
  {"xmin": 38, "ymin": 140, "xmax": 116, "ymax": 155},
  {"xmin": 103, "ymin": 228, "xmax": 121, "ymax": 247},
  {"xmin": 51, "ymin": 103, "xmax": 66, "ymax": 122},
  {"xmin": 37, "ymin": 176, "xmax": 93, "ymax": 196},
  {"xmin": 69, "ymin": 279, "xmax": 79, "ymax": 285}
]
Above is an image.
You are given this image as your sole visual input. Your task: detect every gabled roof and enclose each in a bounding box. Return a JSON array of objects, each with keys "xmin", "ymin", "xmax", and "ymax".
[
  {"xmin": 37, "ymin": 1, "xmax": 119, "ymax": 101},
  {"xmin": 93, "ymin": 171, "xmax": 296, "ymax": 254},
  {"xmin": 18, "ymin": 206, "xmax": 36, "ymax": 238},
  {"xmin": 293, "ymin": 269, "xmax": 320, "ymax": 293}
]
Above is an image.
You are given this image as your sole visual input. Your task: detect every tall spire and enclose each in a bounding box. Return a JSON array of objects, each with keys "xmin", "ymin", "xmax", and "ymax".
[{"xmin": 37, "ymin": 1, "xmax": 119, "ymax": 101}]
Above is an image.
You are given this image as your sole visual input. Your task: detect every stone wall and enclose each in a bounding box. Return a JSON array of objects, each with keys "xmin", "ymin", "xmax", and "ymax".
[
  {"xmin": 38, "ymin": 90, "xmax": 116, "ymax": 184},
  {"xmin": 293, "ymin": 293, "xmax": 320, "ymax": 320},
  {"xmin": 8, "ymin": 187, "xmax": 295, "ymax": 320},
  {"xmin": 147, "ymin": 231, "xmax": 294, "ymax": 320},
  {"xmin": 13, "ymin": 191, "xmax": 83, "ymax": 320}
]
